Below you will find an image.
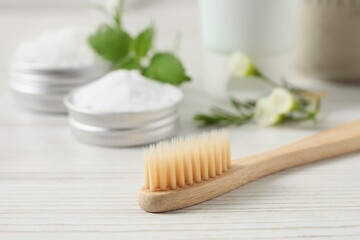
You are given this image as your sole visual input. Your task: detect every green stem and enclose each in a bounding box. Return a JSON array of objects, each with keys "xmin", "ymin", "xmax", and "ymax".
[
  {"xmin": 253, "ymin": 69, "xmax": 280, "ymax": 88},
  {"xmin": 114, "ymin": 0, "xmax": 125, "ymax": 29},
  {"xmin": 310, "ymin": 97, "xmax": 321, "ymax": 120},
  {"xmin": 292, "ymin": 99, "xmax": 320, "ymax": 122},
  {"xmin": 262, "ymin": 76, "xmax": 280, "ymax": 88}
]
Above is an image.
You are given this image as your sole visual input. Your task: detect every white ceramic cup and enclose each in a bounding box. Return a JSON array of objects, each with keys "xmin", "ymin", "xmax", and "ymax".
[{"xmin": 199, "ymin": 0, "xmax": 300, "ymax": 54}]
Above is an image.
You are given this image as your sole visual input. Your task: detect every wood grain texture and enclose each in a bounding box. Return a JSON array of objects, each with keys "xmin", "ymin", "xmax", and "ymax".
[{"xmin": 1, "ymin": 0, "xmax": 360, "ymax": 239}]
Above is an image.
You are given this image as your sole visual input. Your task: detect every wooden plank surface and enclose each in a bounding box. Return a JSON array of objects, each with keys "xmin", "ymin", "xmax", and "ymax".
[{"xmin": 1, "ymin": 1, "xmax": 360, "ymax": 239}]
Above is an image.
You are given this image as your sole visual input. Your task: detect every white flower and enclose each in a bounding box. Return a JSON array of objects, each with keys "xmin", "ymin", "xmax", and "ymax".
[
  {"xmin": 268, "ymin": 88, "xmax": 295, "ymax": 114},
  {"xmin": 255, "ymin": 88, "xmax": 296, "ymax": 126},
  {"xmin": 227, "ymin": 52, "xmax": 257, "ymax": 78},
  {"xmin": 255, "ymin": 97, "xmax": 283, "ymax": 126}
]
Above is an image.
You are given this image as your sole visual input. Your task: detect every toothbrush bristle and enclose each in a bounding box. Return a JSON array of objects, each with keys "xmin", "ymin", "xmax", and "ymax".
[{"xmin": 144, "ymin": 130, "xmax": 231, "ymax": 191}]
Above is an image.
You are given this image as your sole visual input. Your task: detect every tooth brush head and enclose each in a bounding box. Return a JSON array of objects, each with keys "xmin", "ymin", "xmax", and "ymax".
[{"xmin": 143, "ymin": 130, "xmax": 231, "ymax": 192}]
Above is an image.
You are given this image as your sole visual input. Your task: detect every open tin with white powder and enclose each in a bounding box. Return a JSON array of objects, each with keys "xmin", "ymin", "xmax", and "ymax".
[
  {"xmin": 64, "ymin": 70, "xmax": 184, "ymax": 147},
  {"xmin": 9, "ymin": 27, "xmax": 110, "ymax": 113}
]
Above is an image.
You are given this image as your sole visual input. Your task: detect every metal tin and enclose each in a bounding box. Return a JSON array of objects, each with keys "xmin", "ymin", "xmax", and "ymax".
[
  {"xmin": 10, "ymin": 78, "xmax": 86, "ymax": 94},
  {"xmin": 64, "ymin": 87, "xmax": 184, "ymax": 129},
  {"xmin": 64, "ymin": 83, "xmax": 183, "ymax": 147},
  {"xmin": 11, "ymin": 85, "xmax": 66, "ymax": 113},
  {"xmin": 9, "ymin": 71, "xmax": 95, "ymax": 84},
  {"xmin": 68, "ymin": 115, "xmax": 178, "ymax": 147},
  {"xmin": 9, "ymin": 60, "xmax": 111, "ymax": 113},
  {"xmin": 9, "ymin": 60, "xmax": 110, "ymax": 76}
]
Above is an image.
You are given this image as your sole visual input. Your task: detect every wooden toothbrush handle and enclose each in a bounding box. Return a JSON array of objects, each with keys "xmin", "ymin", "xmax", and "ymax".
[
  {"xmin": 233, "ymin": 120, "xmax": 360, "ymax": 181},
  {"xmin": 139, "ymin": 120, "xmax": 360, "ymax": 213}
]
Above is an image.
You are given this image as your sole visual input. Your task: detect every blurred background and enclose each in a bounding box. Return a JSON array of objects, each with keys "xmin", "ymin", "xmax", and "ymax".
[
  {"xmin": 0, "ymin": 0, "xmax": 202, "ymax": 90},
  {"xmin": 2, "ymin": 0, "xmax": 360, "ymax": 126}
]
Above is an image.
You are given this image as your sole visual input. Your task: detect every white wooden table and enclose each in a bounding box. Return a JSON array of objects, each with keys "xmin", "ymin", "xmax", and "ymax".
[{"xmin": 1, "ymin": 1, "xmax": 360, "ymax": 239}]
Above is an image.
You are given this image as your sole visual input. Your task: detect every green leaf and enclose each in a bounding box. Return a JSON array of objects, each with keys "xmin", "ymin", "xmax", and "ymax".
[
  {"xmin": 132, "ymin": 26, "xmax": 154, "ymax": 59},
  {"xmin": 116, "ymin": 56, "xmax": 140, "ymax": 70},
  {"xmin": 88, "ymin": 27, "xmax": 131, "ymax": 62},
  {"xmin": 142, "ymin": 53, "xmax": 191, "ymax": 85}
]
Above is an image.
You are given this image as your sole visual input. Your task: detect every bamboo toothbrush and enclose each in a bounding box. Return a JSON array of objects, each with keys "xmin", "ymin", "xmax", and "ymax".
[{"xmin": 139, "ymin": 120, "xmax": 360, "ymax": 213}]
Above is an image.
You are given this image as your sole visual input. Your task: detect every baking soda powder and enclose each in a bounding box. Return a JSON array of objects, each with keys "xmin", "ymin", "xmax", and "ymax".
[
  {"xmin": 72, "ymin": 70, "xmax": 183, "ymax": 113},
  {"xmin": 13, "ymin": 27, "xmax": 103, "ymax": 67}
]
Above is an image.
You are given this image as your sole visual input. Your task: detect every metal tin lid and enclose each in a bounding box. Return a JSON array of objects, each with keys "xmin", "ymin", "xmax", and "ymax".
[
  {"xmin": 68, "ymin": 116, "xmax": 178, "ymax": 147},
  {"xmin": 9, "ymin": 60, "xmax": 112, "ymax": 76},
  {"xmin": 10, "ymin": 78, "xmax": 87, "ymax": 94},
  {"xmin": 11, "ymin": 86, "xmax": 66, "ymax": 113},
  {"xmin": 64, "ymin": 81, "xmax": 183, "ymax": 147},
  {"xmin": 9, "ymin": 70, "xmax": 104, "ymax": 84}
]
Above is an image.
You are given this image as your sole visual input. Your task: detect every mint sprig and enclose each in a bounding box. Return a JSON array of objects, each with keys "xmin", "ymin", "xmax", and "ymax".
[
  {"xmin": 89, "ymin": 28, "xmax": 131, "ymax": 62},
  {"xmin": 88, "ymin": 0, "xmax": 191, "ymax": 86},
  {"xmin": 142, "ymin": 53, "xmax": 191, "ymax": 86},
  {"xmin": 132, "ymin": 26, "xmax": 154, "ymax": 60}
]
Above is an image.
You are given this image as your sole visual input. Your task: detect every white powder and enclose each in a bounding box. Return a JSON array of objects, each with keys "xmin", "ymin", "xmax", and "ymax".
[
  {"xmin": 72, "ymin": 70, "xmax": 183, "ymax": 113},
  {"xmin": 13, "ymin": 27, "xmax": 103, "ymax": 68}
]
